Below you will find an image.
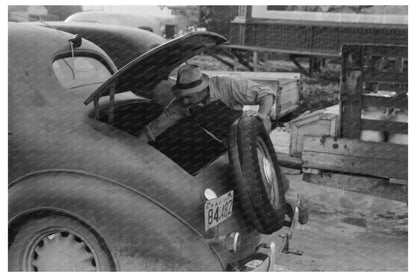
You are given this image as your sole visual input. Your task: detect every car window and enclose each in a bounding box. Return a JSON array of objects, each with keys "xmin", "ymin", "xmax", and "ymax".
[{"xmin": 53, "ymin": 56, "xmax": 112, "ymax": 94}]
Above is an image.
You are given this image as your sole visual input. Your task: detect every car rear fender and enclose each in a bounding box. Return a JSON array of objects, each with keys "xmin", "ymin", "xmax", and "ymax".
[{"xmin": 8, "ymin": 170, "xmax": 224, "ymax": 271}]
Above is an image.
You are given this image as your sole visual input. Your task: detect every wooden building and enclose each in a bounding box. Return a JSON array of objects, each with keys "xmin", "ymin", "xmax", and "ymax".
[{"xmin": 228, "ymin": 6, "xmax": 408, "ymax": 74}]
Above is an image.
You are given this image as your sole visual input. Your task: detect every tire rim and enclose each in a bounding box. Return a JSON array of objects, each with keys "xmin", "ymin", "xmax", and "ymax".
[
  {"xmin": 257, "ymin": 138, "xmax": 279, "ymax": 208},
  {"xmin": 23, "ymin": 229, "xmax": 99, "ymax": 271}
]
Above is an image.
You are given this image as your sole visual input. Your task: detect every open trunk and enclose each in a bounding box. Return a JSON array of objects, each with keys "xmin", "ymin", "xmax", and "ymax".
[{"xmin": 96, "ymin": 98, "xmax": 227, "ymax": 175}]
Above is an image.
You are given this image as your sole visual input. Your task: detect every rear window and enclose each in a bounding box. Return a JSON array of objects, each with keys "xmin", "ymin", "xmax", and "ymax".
[{"xmin": 53, "ymin": 56, "xmax": 112, "ymax": 94}]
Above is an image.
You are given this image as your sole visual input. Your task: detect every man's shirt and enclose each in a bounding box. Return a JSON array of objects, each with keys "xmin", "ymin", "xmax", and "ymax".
[{"xmin": 145, "ymin": 75, "xmax": 276, "ymax": 141}]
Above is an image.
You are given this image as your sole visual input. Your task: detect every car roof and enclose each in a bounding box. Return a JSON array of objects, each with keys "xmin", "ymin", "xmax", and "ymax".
[
  {"xmin": 9, "ymin": 22, "xmax": 117, "ymax": 104},
  {"xmin": 9, "ymin": 22, "xmax": 114, "ymax": 64},
  {"xmin": 85, "ymin": 31, "xmax": 227, "ymax": 105},
  {"xmin": 25, "ymin": 21, "xmax": 166, "ymax": 69}
]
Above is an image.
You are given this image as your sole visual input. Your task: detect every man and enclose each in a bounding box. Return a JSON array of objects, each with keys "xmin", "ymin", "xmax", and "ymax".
[
  {"xmin": 138, "ymin": 64, "xmax": 275, "ymax": 143},
  {"xmin": 139, "ymin": 63, "xmax": 308, "ymax": 225}
]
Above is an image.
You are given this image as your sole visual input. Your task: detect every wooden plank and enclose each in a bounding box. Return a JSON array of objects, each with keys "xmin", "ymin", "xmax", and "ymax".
[
  {"xmin": 290, "ymin": 55, "xmax": 311, "ymax": 76},
  {"xmin": 302, "ymin": 136, "xmax": 407, "ymax": 179},
  {"xmin": 302, "ymin": 168, "xmax": 320, "ymax": 174},
  {"xmin": 363, "ymin": 45, "xmax": 408, "ymax": 58},
  {"xmin": 390, "ymin": 178, "xmax": 408, "ymax": 185},
  {"xmin": 395, "ymin": 57, "xmax": 405, "ymax": 72},
  {"xmin": 203, "ymin": 71, "xmax": 301, "ymax": 81},
  {"xmin": 302, "ymin": 151, "xmax": 407, "ymax": 179},
  {"xmin": 276, "ymin": 152, "xmax": 302, "ymax": 169},
  {"xmin": 363, "ymin": 71, "xmax": 408, "ymax": 84},
  {"xmin": 340, "ymin": 44, "xmax": 363, "ymax": 139},
  {"xmin": 302, "ymin": 136, "xmax": 407, "ymax": 161},
  {"xmin": 361, "ymin": 119, "xmax": 408, "ymax": 134},
  {"xmin": 362, "ymin": 95, "xmax": 408, "ymax": 110},
  {"xmin": 376, "ymin": 83, "xmax": 408, "ymax": 95},
  {"xmin": 303, "ymin": 172, "xmax": 407, "ymax": 202},
  {"xmin": 221, "ymin": 44, "xmax": 341, "ymax": 58}
]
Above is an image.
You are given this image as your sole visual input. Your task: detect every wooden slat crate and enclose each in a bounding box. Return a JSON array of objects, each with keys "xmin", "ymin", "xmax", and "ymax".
[
  {"xmin": 289, "ymin": 110, "xmax": 339, "ymax": 157},
  {"xmin": 203, "ymin": 71, "xmax": 301, "ymax": 118},
  {"xmin": 339, "ymin": 44, "xmax": 408, "ymax": 139},
  {"xmin": 302, "ymin": 44, "xmax": 408, "ymax": 181}
]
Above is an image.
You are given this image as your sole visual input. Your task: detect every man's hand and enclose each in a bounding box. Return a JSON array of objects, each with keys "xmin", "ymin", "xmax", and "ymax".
[
  {"xmin": 137, "ymin": 130, "xmax": 150, "ymax": 143},
  {"xmin": 242, "ymin": 109, "xmax": 271, "ymax": 131},
  {"xmin": 242, "ymin": 110, "xmax": 266, "ymax": 121}
]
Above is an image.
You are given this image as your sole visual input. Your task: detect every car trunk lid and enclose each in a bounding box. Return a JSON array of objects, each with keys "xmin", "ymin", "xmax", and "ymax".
[{"xmin": 85, "ymin": 31, "xmax": 227, "ymax": 105}]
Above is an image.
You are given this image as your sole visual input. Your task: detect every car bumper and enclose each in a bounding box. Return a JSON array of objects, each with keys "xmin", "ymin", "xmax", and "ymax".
[{"xmin": 227, "ymin": 242, "xmax": 276, "ymax": 271}]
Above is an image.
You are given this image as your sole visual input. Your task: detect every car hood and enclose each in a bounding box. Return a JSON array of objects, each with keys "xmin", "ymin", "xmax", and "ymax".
[{"xmin": 85, "ymin": 31, "xmax": 227, "ymax": 105}]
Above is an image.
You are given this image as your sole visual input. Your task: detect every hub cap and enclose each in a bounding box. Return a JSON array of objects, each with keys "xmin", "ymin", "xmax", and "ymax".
[
  {"xmin": 261, "ymin": 155, "xmax": 274, "ymax": 185},
  {"xmin": 257, "ymin": 138, "xmax": 279, "ymax": 208},
  {"xmin": 25, "ymin": 230, "xmax": 98, "ymax": 271}
]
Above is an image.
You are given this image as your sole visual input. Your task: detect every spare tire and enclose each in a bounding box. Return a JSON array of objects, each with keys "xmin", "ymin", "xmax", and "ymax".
[{"xmin": 228, "ymin": 117, "xmax": 286, "ymax": 234}]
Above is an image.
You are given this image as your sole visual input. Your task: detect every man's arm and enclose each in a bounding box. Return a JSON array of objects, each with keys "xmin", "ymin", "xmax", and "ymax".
[
  {"xmin": 241, "ymin": 93, "xmax": 274, "ymax": 131},
  {"xmin": 227, "ymin": 77, "xmax": 275, "ymax": 120},
  {"xmin": 137, "ymin": 99, "xmax": 186, "ymax": 143},
  {"xmin": 220, "ymin": 76, "xmax": 276, "ymax": 115},
  {"xmin": 255, "ymin": 94, "xmax": 274, "ymax": 120},
  {"xmin": 219, "ymin": 76, "xmax": 275, "ymax": 130}
]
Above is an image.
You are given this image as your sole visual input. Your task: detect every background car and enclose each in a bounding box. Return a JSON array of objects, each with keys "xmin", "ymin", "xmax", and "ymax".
[
  {"xmin": 9, "ymin": 22, "xmax": 301, "ymax": 271},
  {"xmin": 65, "ymin": 11, "xmax": 163, "ymax": 35}
]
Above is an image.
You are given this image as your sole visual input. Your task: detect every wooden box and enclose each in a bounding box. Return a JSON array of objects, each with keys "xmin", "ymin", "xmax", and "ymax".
[
  {"xmin": 289, "ymin": 109, "xmax": 339, "ymax": 157},
  {"xmin": 203, "ymin": 71, "xmax": 301, "ymax": 119}
]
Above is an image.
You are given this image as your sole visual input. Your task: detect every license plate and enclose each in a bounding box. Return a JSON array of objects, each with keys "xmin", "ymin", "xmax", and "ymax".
[{"xmin": 204, "ymin": 191, "xmax": 233, "ymax": 230}]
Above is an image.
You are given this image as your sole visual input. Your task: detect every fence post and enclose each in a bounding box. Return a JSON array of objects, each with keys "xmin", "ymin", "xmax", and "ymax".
[
  {"xmin": 253, "ymin": 51, "xmax": 258, "ymax": 71},
  {"xmin": 340, "ymin": 45, "xmax": 364, "ymax": 139}
]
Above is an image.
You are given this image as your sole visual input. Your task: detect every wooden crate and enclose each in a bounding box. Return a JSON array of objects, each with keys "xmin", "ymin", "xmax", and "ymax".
[
  {"xmin": 301, "ymin": 44, "xmax": 408, "ymax": 181},
  {"xmin": 289, "ymin": 109, "xmax": 339, "ymax": 157},
  {"xmin": 279, "ymin": 77, "xmax": 301, "ymax": 115},
  {"xmin": 203, "ymin": 71, "xmax": 301, "ymax": 119},
  {"xmin": 339, "ymin": 44, "xmax": 408, "ymax": 139}
]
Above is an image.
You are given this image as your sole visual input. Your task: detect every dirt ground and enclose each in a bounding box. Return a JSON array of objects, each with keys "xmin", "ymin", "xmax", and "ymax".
[
  {"xmin": 265, "ymin": 88, "xmax": 408, "ymax": 271},
  {"xmin": 266, "ymin": 172, "xmax": 408, "ymax": 271}
]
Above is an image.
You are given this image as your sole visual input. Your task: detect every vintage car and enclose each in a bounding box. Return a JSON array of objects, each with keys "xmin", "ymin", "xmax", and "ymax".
[
  {"xmin": 9, "ymin": 22, "xmax": 304, "ymax": 271},
  {"xmin": 65, "ymin": 11, "xmax": 163, "ymax": 35}
]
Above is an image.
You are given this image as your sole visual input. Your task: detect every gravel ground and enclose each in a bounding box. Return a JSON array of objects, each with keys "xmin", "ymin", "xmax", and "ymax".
[
  {"xmin": 267, "ymin": 127, "xmax": 407, "ymax": 271},
  {"xmin": 265, "ymin": 172, "xmax": 408, "ymax": 271}
]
